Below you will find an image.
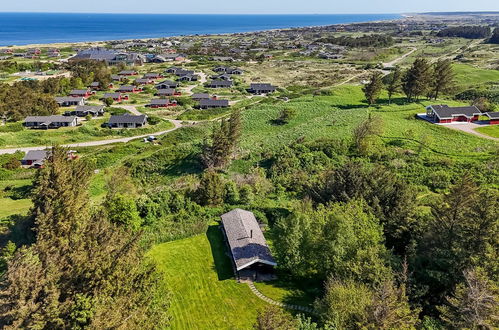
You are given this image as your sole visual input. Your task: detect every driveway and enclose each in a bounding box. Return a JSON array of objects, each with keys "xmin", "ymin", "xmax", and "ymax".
[{"xmin": 417, "ymin": 114, "xmax": 498, "ymax": 141}]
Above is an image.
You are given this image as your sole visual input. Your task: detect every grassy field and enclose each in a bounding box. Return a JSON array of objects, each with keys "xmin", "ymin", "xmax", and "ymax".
[
  {"xmin": 475, "ymin": 125, "xmax": 499, "ymax": 138},
  {"xmin": 237, "ymin": 85, "xmax": 497, "ymax": 160},
  {"xmin": 453, "ymin": 63, "xmax": 499, "ymax": 90},
  {"xmin": 0, "ymin": 116, "xmax": 174, "ymax": 148},
  {"xmin": 149, "ymin": 227, "xmax": 269, "ymax": 330}
]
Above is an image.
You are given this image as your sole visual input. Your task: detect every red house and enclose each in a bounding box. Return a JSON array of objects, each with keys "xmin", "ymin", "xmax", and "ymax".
[
  {"xmin": 69, "ymin": 89, "xmax": 94, "ymax": 98},
  {"xmin": 145, "ymin": 99, "xmax": 177, "ymax": 108},
  {"xmin": 117, "ymin": 85, "xmax": 142, "ymax": 93},
  {"xmin": 118, "ymin": 70, "xmax": 137, "ymax": 76},
  {"xmin": 426, "ymin": 105, "xmax": 481, "ymax": 124},
  {"xmin": 103, "ymin": 93, "xmax": 128, "ymax": 102},
  {"xmin": 485, "ymin": 112, "xmax": 499, "ymax": 125}
]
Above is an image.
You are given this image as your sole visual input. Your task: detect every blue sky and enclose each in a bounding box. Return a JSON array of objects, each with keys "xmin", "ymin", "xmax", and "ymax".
[{"xmin": 1, "ymin": 0, "xmax": 498, "ymax": 14}]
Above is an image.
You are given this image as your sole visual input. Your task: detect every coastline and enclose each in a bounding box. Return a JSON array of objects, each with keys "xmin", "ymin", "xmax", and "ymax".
[{"xmin": 0, "ymin": 13, "xmax": 402, "ymax": 48}]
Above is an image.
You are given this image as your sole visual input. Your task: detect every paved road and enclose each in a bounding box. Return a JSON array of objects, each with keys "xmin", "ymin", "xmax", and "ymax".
[
  {"xmin": 0, "ymin": 120, "xmax": 184, "ymax": 155},
  {"xmin": 441, "ymin": 122, "xmax": 499, "ymax": 142}
]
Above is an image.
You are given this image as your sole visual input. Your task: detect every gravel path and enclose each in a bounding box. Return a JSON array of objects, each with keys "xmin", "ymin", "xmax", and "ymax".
[{"xmin": 247, "ymin": 282, "xmax": 316, "ymax": 315}]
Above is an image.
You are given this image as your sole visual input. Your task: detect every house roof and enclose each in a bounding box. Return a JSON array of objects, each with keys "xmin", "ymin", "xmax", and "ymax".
[
  {"xmin": 23, "ymin": 150, "xmax": 48, "ymax": 161},
  {"xmin": 75, "ymin": 105, "xmax": 104, "ymax": 112},
  {"xmin": 485, "ymin": 112, "xmax": 499, "ymax": 119},
  {"xmin": 149, "ymin": 99, "xmax": 170, "ymax": 105},
  {"xmin": 117, "ymin": 85, "xmax": 138, "ymax": 91},
  {"xmin": 220, "ymin": 209, "xmax": 276, "ymax": 271},
  {"xmin": 108, "ymin": 114, "xmax": 147, "ymax": 124},
  {"xmin": 25, "ymin": 115, "xmax": 77, "ymax": 123},
  {"xmin": 55, "ymin": 96, "xmax": 84, "ymax": 103},
  {"xmin": 429, "ymin": 105, "xmax": 481, "ymax": 119},
  {"xmin": 119, "ymin": 70, "xmax": 136, "ymax": 75},
  {"xmin": 250, "ymin": 83, "xmax": 276, "ymax": 91},
  {"xmin": 156, "ymin": 80, "xmax": 178, "ymax": 88},
  {"xmin": 156, "ymin": 88, "xmax": 175, "ymax": 95},
  {"xmin": 208, "ymin": 80, "xmax": 233, "ymax": 87},
  {"xmin": 200, "ymin": 99, "xmax": 229, "ymax": 107},
  {"xmin": 70, "ymin": 89, "xmax": 90, "ymax": 94},
  {"xmin": 103, "ymin": 93, "xmax": 122, "ymax": 98},
  {"xmin": 192, "ymin": 93, "xmax": 210, "ymax": 99},
  {"xmin": 143, "ymin": 72, "xmax": 162, "ymax": 78},
  {"xmin": 135, "ymin": 78, "xmax": 153, "ymax": 83}
]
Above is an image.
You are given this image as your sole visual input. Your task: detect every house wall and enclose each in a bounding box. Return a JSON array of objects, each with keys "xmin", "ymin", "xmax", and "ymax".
[{"xmin": 490, "ymin": 119, "xmax": 499, "ymax": 125}]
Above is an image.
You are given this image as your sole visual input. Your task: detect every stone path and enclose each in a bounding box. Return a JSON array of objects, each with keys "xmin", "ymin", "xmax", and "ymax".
[{"xmin": 247, "ymin": 282, "xmax": 316, "ymax": 315}]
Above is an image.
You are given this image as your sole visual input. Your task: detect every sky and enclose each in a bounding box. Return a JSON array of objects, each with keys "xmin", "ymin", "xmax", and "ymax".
[{"xmin": 1, "ymin": 0, "xmax": 498, "ymax": 14}]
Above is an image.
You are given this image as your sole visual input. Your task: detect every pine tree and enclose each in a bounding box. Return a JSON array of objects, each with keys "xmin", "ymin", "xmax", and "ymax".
[
  {"xmin": 0, "ymin": 146, "xmax": 169, "ymax": 329},
  {"xmin": 362, "ymin": 71, "xmax": 384, "ymax": 105},
  {"xmin": 385, "ymin": 66, "xmax": 402, "ymax": 104},
  {"xmin": 402, "ymin": 58, "xmax": 432, "ymax": 102},
  {"xmin": 432, "ymin": 59, "xmax": 455, "ymax": 100}
]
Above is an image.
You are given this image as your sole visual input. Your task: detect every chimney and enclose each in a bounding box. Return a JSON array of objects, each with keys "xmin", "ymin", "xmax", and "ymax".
[{"xmin": 250, "ymin": 230, "xmax": 253, "ymax": 238}]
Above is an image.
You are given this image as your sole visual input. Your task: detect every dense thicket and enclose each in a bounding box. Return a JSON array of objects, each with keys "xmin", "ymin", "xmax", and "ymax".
[
  {"xmin": 436, "ymin": 25, "xmax": 491, "ymax": 39},
  {"xmin": 0, "ymin": 83, "xmax": 59, "ymax": 121},
  {"xmin": 66, "ymin": 60, "xmax": 112, "ymax": 90},
  {"xmin": 0, "ymin": 146, "xmax": 170, "ymax": 329},
  {"xmin": 489, "ymin": 27, "xmax": 499, "ymax": 44},
  {"xmin": 316, "ymin": 34, "xmax": 395, "ymax": 47}
]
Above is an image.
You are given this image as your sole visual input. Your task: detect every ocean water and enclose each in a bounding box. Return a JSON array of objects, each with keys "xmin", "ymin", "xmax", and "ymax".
[{"xmin": 0, "ymin": 13, "xmax": 401, "ymax": 46}]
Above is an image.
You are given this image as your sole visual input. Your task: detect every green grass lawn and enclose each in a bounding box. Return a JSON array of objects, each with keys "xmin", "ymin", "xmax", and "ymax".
[
  {"xmin": 0, "ymin": 179, "xmax": 32, "ymax": 219},
  {"xmin": 475, "ymin": 125, "xmax": 499, "ymax": 138},
  {"xmin": 149, "ymin": 225, "xmax": 301, "ymax": 330},
  {"xmin": 0, "ymin": 117, "xmax": 174, "ymax": 148}
]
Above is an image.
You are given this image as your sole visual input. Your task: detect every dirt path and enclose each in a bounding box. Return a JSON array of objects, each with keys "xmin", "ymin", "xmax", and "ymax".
[
  {"xmin": 383, "ymin": 47, "xmax": 418, "ymax": 68},
  {"xmin": 119, "ymin": 105, "xmax": 143, "ymax": 116},
  {"xmin": 181, "ymin": 71, "xmax": 207, "ymax": 96}
]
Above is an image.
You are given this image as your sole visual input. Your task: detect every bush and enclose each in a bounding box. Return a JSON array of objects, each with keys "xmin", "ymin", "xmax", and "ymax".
[{"xmin": 147, "ymin": 116, "xmax": 161, "ymax": 125}]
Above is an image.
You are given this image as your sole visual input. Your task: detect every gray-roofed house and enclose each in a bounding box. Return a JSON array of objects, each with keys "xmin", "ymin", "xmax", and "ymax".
[
  {"xmin": 117, "ymin": 85, "xmax": 142, "ymax": 93},
  {"xmin": 426, "ymin": 105, "xmax": 481, "ymax": 123},
  {"xmin": 220, "ymin": 209, "xmax": 277, "ymax": 278},
  {"xmin": 107, "ymin": 114, "xmax": 147, "ymax": 128},
  {"xmin": 191, "ymin": 93, "xmax": 211, "ymax": 101},
  {"xmin": 24, "ymin": 115, "xmax": 78, "ymax": 129},
  {"xmin": 485, "ymin": 112, "xmax": 499, "ymax": 125},
  {"xmin": 103, "ymin": 93, "xmax": 128, "ymax": 102},
  {"xmin": 55, "ymin": 97, "xmax": 85, "ymax": 107},
  {"xmin": 178, "ymin": 74, "xmax": 199, "ymax": 82},
  {"xmin": 22, "ymin": 150, "xmax": 48, "ymax": 167},
  {"xmin": 207, "ymin": 80, "xmax": 233, "ymax": 88},
  {"xmin": 248, "ymin": 83, "xmax": 277, "ymax": 94},
  {"xmin": 199, "ymin": 99, "xmax": 229, "ymax": 109},
  {"xmin": 69, "ymin": 48, "xmax": 145, "ymax": 66},
  {"xmin": 156, "ymin": 80, "xmax": 179, "ymax": 89},
  {"xmin": 64, "ymin": 105, "xmax": 105, "ymax": 117},
  {"xmin": 135, "ymin": 78, "xmax": 155, "ymax": 85},
  {"xmin": 146, "ymin": 99, "xmax": 177, "ymax": 108},
  {"xmin": 155, "ymin": 88, "xmax": 176, "ymax": 97}
]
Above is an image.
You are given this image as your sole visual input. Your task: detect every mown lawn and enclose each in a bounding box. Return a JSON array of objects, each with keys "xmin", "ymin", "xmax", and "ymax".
[
  {"xmin": 475, "ymin": 125, "xmax": 499, "ymax": 138},
  {"xmin": 149, "ymin": 226, "xmax": 270, "ymax": 330}
]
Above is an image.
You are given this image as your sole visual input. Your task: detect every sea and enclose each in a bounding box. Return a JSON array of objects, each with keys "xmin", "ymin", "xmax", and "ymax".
[{"xmin": 0, "ymin": 13, "xmax": 401, "ymax": 46}]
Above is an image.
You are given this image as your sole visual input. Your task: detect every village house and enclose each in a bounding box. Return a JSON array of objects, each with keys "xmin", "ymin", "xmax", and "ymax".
[
  {"xmin": 485, "ymin": 112, "xmax": 499, "ymax": 125},
  {"xmin": 143, "ymin": 72, "xmax": 163, "ymax": 79},
  {"xmin": 211, "ymin": 73, "xmax": 232, "ymax": 81},
  {"xmin": 70, "ymin": 48, "xmax": 145, "ymax": 66},
  {"xmin": 117, "ymin": 85, "xmax": 142, "ymax": 93},
  {"xmin": 22, "ymin": 150, "xmax": 47, "ymax": 167},
  {"xmin": 220, "ymin": 209, "xmax": 277, "ymax": 280},
  {"xmin": 156, "ymin": 80, "xmax": 179, "ymax": 89},
  {"xmin": 178, "ymin": 74, "xmax": 199, "ymax": 82},
  {"xmin": 69, "ymin": 89, "xmax": 94, "ymax": 98},
  {"xmin": 155, "ymin": 88, "xmax": 179, "ymax": 97},
  {"xmin": 191, "ymin": 93, "xmax": 212, "ymax": 101},
  {"xmin": 146, "ymin": 99, "xmax": 177, "ymax": 108},
  {"xmin": 107, "ymin": 114, "xmax": 147, "ymax": 128},
  {"xmin": 111, "ymin": 75, "xmax": 126, "ymax": 82},
  {"xmin": 24, "ymin": 115, "xmax": 78, "ymax": 129},
  {"xmin": 118, "ymin": 70, "xmax": 138, "ymax": 76},
  {"xmin": 165, "ymin": 66, "xmax": 183, "ymax": 74},
  {"xmin": 64, "ymin": 105, "xmax": 105, "ymax": 118},
  {"xmin": 248, "ymin": 83, "xmax": 277, "ymax": 94},
  {"xmin": 198, "ymin": 99, "xmax": 229, "ymax": 109},
  {"xmin": 103, "ymin": 92, "xmax": 128, "ymax": 102},
  {"xmin": 213, "ymin": 66, "xmax": 243, "ymax": 74},
  {"xmin": 207, "ymin": 80, "xmax": 234, "ymax": 88},
  {"xmin": 55, "ymin": 97, "xmax": 85, "ymax": 107},
  {"xmin": 135, "ymin": 78, "xmax": 155, "ymax": 85},
  {"xmin": 426, "ymin": 105, "xmax": 482, "ymax": 123}
]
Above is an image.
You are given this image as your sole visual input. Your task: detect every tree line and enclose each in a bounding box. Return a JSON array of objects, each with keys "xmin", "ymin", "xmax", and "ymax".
[
  {"xmin": 316, "ymin": 34, "xmax": 395, "ymax": 48},
  {"xmin": 436, "ymin": 25, "xmax": 491, "ymax": 39},
  {"xmin": 362, "ymin": 58, "xmax": 456, "ymax": 105}
]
